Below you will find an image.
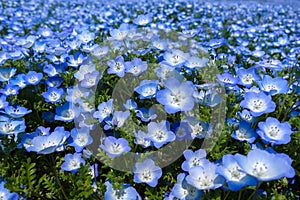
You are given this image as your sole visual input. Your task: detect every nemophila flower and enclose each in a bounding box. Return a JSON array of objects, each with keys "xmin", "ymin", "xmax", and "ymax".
[
  {"xmin": 236, "ymin": 67, "xmax": 260, "ymax": 87},
  {"xmin": 0, "ymin": 95, "xmax": 9, "ymax": 110},
  {"xmin": 104, "ymin": 110, "xmax": 130, "ymax": 130},
  {"xmin": 135, "ymin": 107, "xmax": 157, "ymax": 122},
  {"xmin": 25, "ymin": 128, "xmax": 69, "ymax": 154},
  {"xmin": 183, "ymin": 116, "xmax": 210, "ymax": 139},
  {"xmin": 69, "ymin": 127, "xmax": 93, "ymax": 152},
  {"xmin": 42, "ymin": 87, "xmax": 64, "ymax": 103},
  {"xmin": 151, "ymin": 38, "xmax": 168, "ymax": 51},
  {"xmin": 91, "ymin": 45, "xmax": 109, "ymax": 58},
  {"xmin": 100, "ymin": 136, "xmax": 131, "ymax": 158},
  {"xmin": 193, "ymin": 87, "xmax": 222, "ymax": 107},
  {"xmin": 172, "ymin": 121, "xmax": 192, "ymax": 141},
  {"xmin": 133, "ymin": 14, "xmax": 152, "ymax": 26},
  {"xmin": 181, "ymin": 149, "xmax": 209, "ymax": 172},
  {"xmin": 123, "ymin": 99, "xmax": 137, "ymax": 110},
  {"xmin": 109, "ymin": 23, "xmax": 130, "ymax": 41},
  {"xmin": 43, "ymin": 64, "xmax": 59, "ymax": 77},
  {"xmin": 66, "ymin": 85, "xmax": 89, "ymax": 104},
  {"xmin": 257, "ymin": 117, "xmax": 293, "ymax": 145},
  {"xmin": 265, "ymin": 148, "xmax": 295, "ymax": 178},
  {"xmin": 35, "ymin": 126, "xmax": 51, "ymax": 136},
  {"xmin": 235, "ymin": 149, "xmax": 295, "ymax": 182},
  {"xmin": 32, "ymin": 41, "xmax": 47, "ymax": 53},
  {"xmin": 146, "ymin": 120, "xmax": 176, "ymax": 148},
  {"xmin": 133, "ymin": 159, "xmax": 162, "ymax": 187},
  {"xmin": 26, "ymin": 71, "xmax": 43, "ymax": 85},
  {"xmin": 107, "ymin": 56, "xmax": 126, "ymax": 77},
  {"xmin": 238, "ymin": 109, "xmax": 255, "ymax": 123},
  {"xmin": 104, "ymin": 181, "xmax": 141, "ymax": 200},
  {"xmin": 171, "ymin": 173, "xmax": 203, "ymax": 200},
  {"xmin": 93, "ymin": 99, "xmax": 114, "ymax": 123},
  {"xmin": 235, "ymin": 149, "xmax": 291, "ymax": 181},
  {"xmin": 67, "ymin": 52, "xmax": 86, "ymax": 68},
  {"xmin": 134, "ymin": 130, "xmax": 152, "ymax": 148},
  {"xmin": 162, "ymin": 49, "xmax": 189, "ymax": 67},
  {"xmin": 125, "ymin": 58, "xmax": 147, "ymax": 76},
  {"xmin": 240, "ymin": 91, "xmax": 276, "ymax": 117},
  {"xmin": 0, "ymin": 84, "xmax": 20, "ymax": 96},
  {"xmin": 157, "ymin": 78, "xmax": 194, "ymax": 114},
  {"xmin": 0, "ymin": 68, "xmax": 17, "ymax": 82},
  {"xmin": 9, "ymin": 73, "xmax": 27, "ymax": 89},
  {"xmin": 134, "ymin": 80, "xmax": 159, "ymax": 99},
  {"xmin": 0, "ymin": 181, "xmax": 19, "ymax": 200},
  {"xmin": 2, "ymin": 105, "xmax": 32, "ymax": 118},
  {"xmin": 45, "ymin": 76, "xmax": 63, "ymax": 88},
  {"xmin": 257, "ymin": 75, "xmax": 289, "ymax": 95},
  {"xmin": 74, "ymin": 63, "xmax": 96, "ymax": 81},
  {"xmin": 0, "ymin": 117, "xmax": 25, "ymax": 139},
  {"xmin": 258, "ymin": 59, "xmax": 284, "ymax": 70},
  {"xmin": 232, "ymin": 120, "xmax": 257, "ymax": 143},
  {"xmin": 54, "ymin": 102, "xmax": 78, "ymax": 122},
  {"xmin": 80, "ymin": 70, "xmax": 100, "ymax": 88},
  {"xmin": 184, "ymin": 56, "xmax": 208, "ymax": 69},
  {"xmin": 217, "ymin": 72, "xmax": 239, "ymax": 86},
  {"xmin": 61, "ymin": 153, "xmax": 86, "ymax": 173},
  {"xmin": 216, "ymin": 154, "xmax": 257, "ymax": 191},
  {"xmin": 77, "ymin": 31, "xmax": 95, "ymax": 44},
  {"xmin": 186, "ymin": 162, "xmax": 224, "ymax": 190}
]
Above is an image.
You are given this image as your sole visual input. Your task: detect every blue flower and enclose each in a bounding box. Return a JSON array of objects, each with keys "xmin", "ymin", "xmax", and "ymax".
[
  {"xmin": 0, "ymin": 117, "xmax": 25, "ymax": 140},
  {"xmin": 231, "ymin": 120, "xmax": 257, "ymax": 143},
  {"xmin": 61, "ymin": 153, "xmax": 86, "ymax": 173},
  {"xmin": 257, "ymin": 117, "xmax": 293, "ymax": 145},
  {"xmin": 133, "ymin": 14, "xmax": 152, "ymax": 26},
  {"xmin": 134, "ymin": 130, "xmax": 152, "ymax": 148},
  {"xmin": 0, "ymin": 84, "xmax": 20, "ymax": 96},
  {"xmin": 133, "ymin": 159, "xmax": 162, "ymax": 187},
  {"xmin": 125, "ymin": 58, "xmax": 147, "ymax": 76},
  {"xmin": 69, "ymin": 127, "xmax": 93, "ymax": 152},
  {"xmin": 237, "ymin": 109, "xmax": 255, "ymax": 123},
  {"xmin": 107, "ymin": 56, "xmax": 126, "ymax": 77},
  {"xmin": 240, "ymin": 91, "xmax": 276, "ymax": 117},
  {"xmin": 184, "ymin": 56, "xmax": 208, "ymax": 69},
  {"xmin": 146, "ymin": 120, "xmax": 175, "ymax": 148},
  {"xmin": 45, "ymin": 76, "xmax": 63, "ymax": 88},
  {"xmin": 162, "ymin": 49, "xmax": 189, "ymax": 68},
  {"xmin": 181, "ymin": 149, "xmax": 209, "ymax": 172},
  {"xmin": 109, "ymin": 24, "xmax": 129, "ymax": 41},
  {"xmin": 185, "ymin": 162, "xmax": 224, "ymax": 190},
  {"xmin": 100, "ymin": 136, "xmax": 131, "ymax": 158},
  {"xmin": 54, "ymin": 102, "xmax": 78, "ymax": 122},
  {"xmin": 0, "ymin": 181, "xmax": 19, "ymax": 200},
  {"xmin": 0, "ymin": 68, "xmax": 17, "ymax": 82},
  {"xmin": 217, "ymin": 72, "xmax": 239, "ymax": 86},
  {"xmin": 183, "ymin": 116, "xmax": 211, "ymax": 139},
  {"xmin": 104, "ymin": 110, "xmax": 130, "ymax": 130},
  {"xmin": 257, "ymin": 75, "xmax": 289, "ymax": 95},
  {"xmin": 171, "ymin": 173, "xmax": 203, "ymax": 200},
  {"xmin": 2, "ymin": 105, "xmax": 32, "ymax": 118},
  {"xmin": 77, "ymin": 31, "xmax": 95, "ymax": 44},
  {"xmin": 42, "ymin": 87, "xmax": 64, "ymax": 103},
  {"xmin": 67, "ymin": 52, "xmax": 86, "ymax": 68},
  {"xmin": 80, "ymin": 70, "xmax": 100, "ymax": 88},
  {"xmin": 235, "ymin": 149, "xmax": 295, "ymax": 182},
  {"xmin": 93, "ymin": 99, "xmax": 114, "ymax": 123},
  {"xmin": 104, "ymin": 181, "xmax": 141, "ymax": 200},
  {"xmin": 156, "ymin": 78, "xmax": 194, "ymax": 114},
  {"xmin": 9, "ymin": 73, "xmax": 27, "ymax": 89},
  {"xmin": 26, "ymin": 127, "xmax": 69, "ymax": 154},
  {"xmin": 135, "ymin": 107, "xmax": 157, "ymax": 122},
  {"xmin": 74, "ymin": 63, "xmax": 96, "ymax": 81},
  {"xmin": 123, "ymin": 99, "xmax": 137, "ymax": 110},
  {"xmin": 216, "ymin": 154, "xmax": 257, "ymax": 191},
  {"xmin": 0, "ymin": 95, "xmax": 9, "ymax": 110},
  {"xmin": 134, "ymin": 80, "xmax": 159, "ymax": 99},
  {"xmin": 236, "ymin": 67, "xmax": 260, "ymax": 88},
  {"xmin": 25, "ymin": 71, "xmax": 43, "ymax": 85},
  {"xmin": 172, "ymin": 121, "xmax": 192, "ymax": 141}
]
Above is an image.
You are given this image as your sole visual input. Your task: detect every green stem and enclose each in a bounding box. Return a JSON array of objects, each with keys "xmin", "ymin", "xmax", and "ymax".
[{"xmin": 51, "ymin": 155, "xmax": 69, "ymax": 200}]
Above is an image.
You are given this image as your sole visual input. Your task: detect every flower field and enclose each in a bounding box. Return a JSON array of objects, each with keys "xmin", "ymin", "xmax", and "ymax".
[{"xmin": 0, "ymin": 0, "xmax": 299, "ymax": 199}]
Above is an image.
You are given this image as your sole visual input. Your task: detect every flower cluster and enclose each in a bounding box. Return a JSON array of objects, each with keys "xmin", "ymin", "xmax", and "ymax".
[{"xmin": 0, "ymin": 0, "xmax": 299, "ymax": 199}]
